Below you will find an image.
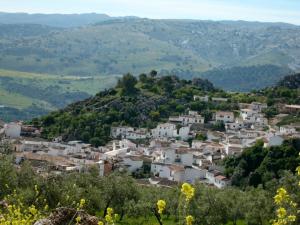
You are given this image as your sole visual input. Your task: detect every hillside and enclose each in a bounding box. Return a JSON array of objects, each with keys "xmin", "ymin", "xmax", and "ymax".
[
  {"xmin": 0, "ymin": 17, "xmax": 299, "ymax": 83},
  {"xmin": 0, "ymin": 69, "xmax": 120, "ymax": 121},
  {"xmin": 199, "ymin": 65, "xmax": 292, "ymax": 91},
  {"xmin": 36, "ymin": 72, "xmax": 300, "ymax": 145},
  {"xmin": 36, "ymin": 72, "xmax": 220, "ymax": 144}
]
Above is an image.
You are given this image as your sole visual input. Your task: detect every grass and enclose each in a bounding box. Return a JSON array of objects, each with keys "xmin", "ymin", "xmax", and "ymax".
[
  {"xmin": 0, "ymin": 69, "xmax": 120, "ymax": 94},
  {"xmin": 118, "ymin": 216, "xmax": 246, "ymax": 225},
  {"xmin": 277, "ymin": 115, "xmax": 300, "ymax": 126},
  {"xmin": 119, "ymin": 216, "xmax": 175, "ymax": 225},
  {"xmin": 0, "ymin": 88, "xmax": 34, "ymax": 109}
]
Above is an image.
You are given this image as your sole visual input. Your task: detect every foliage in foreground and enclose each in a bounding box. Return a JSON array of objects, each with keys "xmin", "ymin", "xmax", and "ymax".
[{"xmin": 0, "ymin": 153, "xmax": 300, "ymax": 224}]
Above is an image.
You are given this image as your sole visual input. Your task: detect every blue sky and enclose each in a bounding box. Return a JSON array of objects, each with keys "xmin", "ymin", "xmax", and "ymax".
[{"xmin": 1, "ymin": 0, "xmax": 300, "ymax": 25}]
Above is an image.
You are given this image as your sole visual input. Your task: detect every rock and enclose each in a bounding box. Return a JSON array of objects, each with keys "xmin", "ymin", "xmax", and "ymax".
[
  {"xmin": 34, "ymin": 219, "xmax": 53, "ymax": 225},
  {"xmin": 34, "ymin": 207, "xmax": 99, "ymax": 225}
]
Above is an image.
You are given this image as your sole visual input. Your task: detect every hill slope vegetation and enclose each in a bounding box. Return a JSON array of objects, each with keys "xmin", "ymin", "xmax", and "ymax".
[{"xmin": 0, "ymin": 17, "xmax": 299, "ymax": 84}]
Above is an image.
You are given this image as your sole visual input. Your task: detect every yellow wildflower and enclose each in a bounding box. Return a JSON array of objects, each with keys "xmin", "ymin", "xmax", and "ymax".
[
  {"xmin": 76, "ymin": 216, "xmax": 81, "ymax": 224},
  {"xmin": 181, "ymin": 183, "xmax": 195, "ymax": 202},
  {"xmin": 79, "ymin": 199, "xmax": 85, "ymax": 208},
  {"xmin": 277, "ymin": 207, "xmax": 287, "ymax": 219},
  {"xmin": 296, "ymin": 166, "xmax": 300, "ymax": 176},
  {"xmin": 157, "ymin": 200, "xmax": 166, "ymax": 214},
  {"xmin": 288, "ymin": 215, "xmax": 296, "ymax": 222},
  {"xmin": 186, "ymin": 215, "xmax": 194, "ymax": 225},
  {"xmin": 274, "ymin": 188, "xmax": 289, "ymax": 205},
  {"xmin": 105, "ymin": 207, "xmax": 114, "ymax": 224}
]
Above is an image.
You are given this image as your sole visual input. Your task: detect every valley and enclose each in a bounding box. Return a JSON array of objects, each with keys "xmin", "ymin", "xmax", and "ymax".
[
  {"xmin": 0, "ymin": 69, "xmax": 120, "ymax": 121},
  {"xmin": 0, "ymin": 13, "xmax": 300, "ymax": 120}
]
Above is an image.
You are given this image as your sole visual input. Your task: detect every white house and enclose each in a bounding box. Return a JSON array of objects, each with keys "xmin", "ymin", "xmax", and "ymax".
[
  {"xmin": 179, "ymin": 115, "xmax": 204, "ymax": 126},
  {"xmin": 157, "ymin": 148, "xmax": 193, "ymax": 166},
  {"xmin": 178, "ymin": 126, "xmax": 191, "ymax": 140},
  {"xmin": 255, "ymin": 115, "xmax": 268, "ymax": 127},
  {"xmin": 125, "ymin": 128, "xmax": 148, "ymax": 140},
  {"xmin": 194, "ymin": 95, "xmax": 209, "ymax": 102},
  {"xmin": 4, "ymin": 122, "xmax": 21, "ymax": 138},
  {"xmin": 183, "ymin": 166, "xmax": 206, "ymax": 183},
  {"xmin": 111, "ymin": 126, "xmax": 134, "ymax": 138},
  {"xmin": 241, "ymin": 109, "xmax": 256, "ymax": 120},
  {"xmin": 169, "ymin": 112, "xmax": 204, "ymax": 126},
  {"xmin": 151, "ymin": 163, "xmax": 205, "ymax": 183},
  {"xmin": 215, "ymin": 111, "xmax": 234, "ymax": 123},
  {"xmin": 205, "ymin": 169, "xmax": 230, "ymax": 188},
  {"xmin": 151, "ymin": 123, "xmax": 177, "ymax": 138},
  {"xmin": 112, "ymin": 139, "xmax": 136, "ymax": 151},
  {"xmin": 192, "ymin": 140, "xmax": 203, "ymax": 149},
  {"xmin": 104, "ymin": 147, "xmax": 129, "ymax": 159},
  {"xmin": 224, "ymin": 143, "xmax": 243, "ymax": 156},
  {"xmin": 280, "ymin": 125, "xmax": 297, "ymax": 135},
  {"xmin": 151, "ymin": 163, "xmax": 174, "ymax": 180},
  {"xmin": 121, "ymin": 155, "xmax": 144, "ymax": 173},
  {"xmin": 225, "ymin": 122, "xmax": 244, "ymax": 131},
  {"xmin": 214, "ymin": 175, "xmax": 231, "ymax": 188},
  {"xmin": 250, "ymin": 102, "xmax": 267, "ymax": 112},
  {"xmin": 212, "ymin": 97, "xmax": 228, "ymax": 102}
]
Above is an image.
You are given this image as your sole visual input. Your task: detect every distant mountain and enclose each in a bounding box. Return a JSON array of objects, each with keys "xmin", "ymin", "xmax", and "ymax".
[
  {"xmin": 1, "ymin": 14, "xmax": 300, "ymax": 120},
  {"xmin": 0, "ymin": 12, "xmax": 112, "ymax": 27}
]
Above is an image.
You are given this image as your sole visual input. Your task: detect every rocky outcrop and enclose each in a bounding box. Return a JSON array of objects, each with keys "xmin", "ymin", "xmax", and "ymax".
[{"xmin": 34, "ymin": 207, "xmax": 99, "ymax": 225}]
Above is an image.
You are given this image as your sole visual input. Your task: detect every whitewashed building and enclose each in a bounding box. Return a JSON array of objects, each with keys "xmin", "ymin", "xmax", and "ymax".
[
  {"xmin": 151, "ymin": 123, "xmax": 177, "ymax": 138},
  {"xmin": 205, "ymin": 169, "xmax": 230, "ymax": 188},
  {"xmin": 215, "ymin": 111, "xmax": 235, "ymax": 123},
  {"xmin": 111, "ymin": 126, "xmax": 134, "ymax": 138},
  {"xmin": 194, "ymin": 95, "xmax": 209, "ymax": 102},
  {"xmin": 250, "ymin": 102, "xmax": 267, "ymax": 112},
  {"xmin": 280, "ymin": 125, "xmax": 297, "ymax": 135},
  {"xmin": 241, "ymin": 109, "xmax": 256, "ymax": 120},
  {"xmin": 121, "ymin": 156, "xmax": 144, "ymax": 173},
  {"xmin": 4, "ymin": 122, "xmax": 21, "ymax": 138}
]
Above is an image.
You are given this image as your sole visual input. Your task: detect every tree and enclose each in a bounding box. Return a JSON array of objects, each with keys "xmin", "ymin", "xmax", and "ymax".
[
  {"xmin": 90, "ymin": 137, "xmax": 103, "ymax": 147},
  {"xmin": 139, "ymin": 73, "xmax": 147, "ymax": 83},
  {"xmin": 212, "ymin": 121, "xmax": 225, "ymax": 131},
  {"xmin": 100, "ymin": 173, "xmax": 139, "ymax": 220},
  {"xmin": 0, "ymin": 141, "xmax": 13, "ymax": 155},
  {"xmin": 149, "ymin": 70, "xmax": 158, "ymax": 78},
  {"xmin": 118, "ymin": 73, "xmax": 138, "ymax": 95}
]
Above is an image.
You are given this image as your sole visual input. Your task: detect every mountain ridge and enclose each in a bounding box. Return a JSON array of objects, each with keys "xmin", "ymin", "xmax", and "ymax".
[{"xmin": 1, "ymin": 18, "xmax": 299, "ymax": 76}]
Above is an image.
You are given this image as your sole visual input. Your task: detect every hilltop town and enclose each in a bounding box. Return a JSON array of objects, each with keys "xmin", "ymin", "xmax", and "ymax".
[{"xmin": 2, "ymin": 84, "xmax": 299, "ymax": 189}]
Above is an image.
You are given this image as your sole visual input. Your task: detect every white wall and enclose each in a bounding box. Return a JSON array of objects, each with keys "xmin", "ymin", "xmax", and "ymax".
[
  {"xmin": 178, "ymin": 126, "xmax": 190, "ymax": 140},
  {"xmin": 122, "ymin": 158, "xmax": 143, "ymax": 173},
  {"xmin": 181, "ymin": 153, "xmax": 193, "ymax": 166},
  {"xmin": 184, "ymin": 167, "xmax": 206, "ymax": 183},
  {"xmin": 4, "ymin": 123, "xmax": 21, "ymax": 138}
]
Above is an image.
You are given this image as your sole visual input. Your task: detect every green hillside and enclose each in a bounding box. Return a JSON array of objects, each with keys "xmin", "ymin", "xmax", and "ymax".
[
  {"xmin": 0, "ymin": 19, "xmax": 299, "ymax": 77},
  {"xmin": 35, "ymin": 72, "xmax": 300, "ymax": 146},
  {"xmin": 0, "ymin": 69, "xmax": 120, "ymax": 121},
  {"xmin": 199, "ymin": 65, "xmax": 292, "ymax": 91},
  {"xmin": 1, "ymin": 17, "xmax": 300, "ymax": 120}
]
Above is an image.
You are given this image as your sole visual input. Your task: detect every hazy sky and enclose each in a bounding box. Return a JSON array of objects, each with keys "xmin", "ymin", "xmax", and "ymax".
[{"xmin": 1, "ymin": 0, "xmax": 300, "ymax": 25}]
